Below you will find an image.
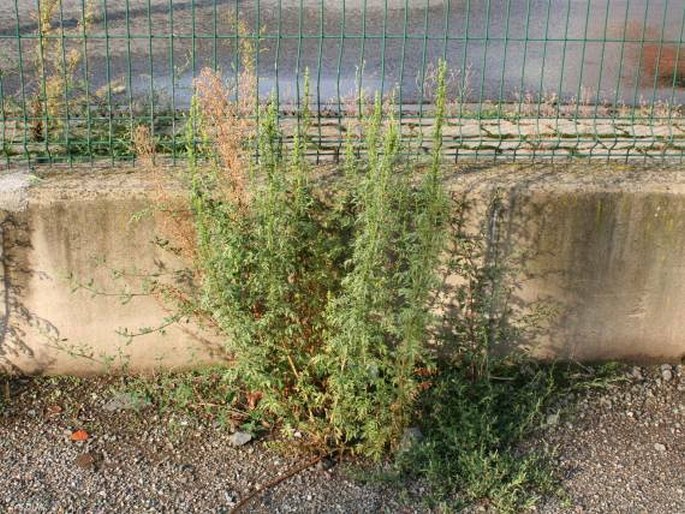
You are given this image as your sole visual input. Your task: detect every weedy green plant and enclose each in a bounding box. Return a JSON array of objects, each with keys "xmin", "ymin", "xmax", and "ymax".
[
  {"xmin": 184, "ymin": 61, "xmax": 450, "ymax": 457},
  {"xmin": 121, "ymin": 367, "xmax": 240, "ymax": 421},
  {"xmin": 0, "ymin": 0, "xmax": 181, "ymax": 163},
  {"xmin": 27, "ymin": 0, "xmax": 107, "ymax": 154},
  {"xmin": 154, "ymin": 58, "xmax": 622, "ymax": 511},
  {"xmin": 391, "ymin": 356, "xmax": 627, "ymax": 513},
  {"xmin": 394, "ymin": 358, "xmax": 560, "ymax": 513}
]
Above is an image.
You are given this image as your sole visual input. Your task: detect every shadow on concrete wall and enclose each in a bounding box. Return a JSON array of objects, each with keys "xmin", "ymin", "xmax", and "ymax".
[
  {"xmin": 439, "ymin": 165, "xmax": 685, "ymax": 363},
  {"xmin": 0, "ymin": 214, "xmax": 57, "ymax": 374}
]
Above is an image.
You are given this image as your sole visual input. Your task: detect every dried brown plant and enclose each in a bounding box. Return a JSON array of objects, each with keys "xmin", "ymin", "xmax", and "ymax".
[
  {"xmin": 193, "ymin": 68, "xmax": 255, "ymax": 210},
  {"xmin": 131, "ymin": 124, "xmax": 228, "ymax": 341},
  {"xmin": 132, "ymin": 124, "xmax": 155, "ymax": 169},
  {"xmin": 130, "ymin": 17, "xmax": 258, "ymax": 271}
]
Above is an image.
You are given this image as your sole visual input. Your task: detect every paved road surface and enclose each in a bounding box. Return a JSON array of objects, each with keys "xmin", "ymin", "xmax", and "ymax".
[{"xmin": 0, "ymin": 0, "xmax": 683, "ymax": 109}]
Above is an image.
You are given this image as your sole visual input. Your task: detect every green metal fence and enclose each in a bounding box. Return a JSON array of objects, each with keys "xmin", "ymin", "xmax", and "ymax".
[{"xmin": 0, "ymin": 0, "xmax": 684, "ymax": 167}]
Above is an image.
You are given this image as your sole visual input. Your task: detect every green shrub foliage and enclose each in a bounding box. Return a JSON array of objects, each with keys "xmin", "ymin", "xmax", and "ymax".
[{"xmin": 185, "ymin": 63, "xmax": 450, "ymax": 457}]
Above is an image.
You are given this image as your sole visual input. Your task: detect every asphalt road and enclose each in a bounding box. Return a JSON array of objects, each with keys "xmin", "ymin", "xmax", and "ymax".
[{"xmin": 0, "ymin": 0, "xmax": 683, "ymax": 109}]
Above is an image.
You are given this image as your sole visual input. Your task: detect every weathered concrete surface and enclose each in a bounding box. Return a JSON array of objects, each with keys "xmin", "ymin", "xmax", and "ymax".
[
  {"xmin": 0, "ymin": 169, "xmax": 229, "ymax": 375},
  {"xmin": 448, "ymin": 164, "xmax": 685, "ymax": 362},
  {"xmin": 0, "ymin": 163, "xmax": 684, "ymax": 374}
]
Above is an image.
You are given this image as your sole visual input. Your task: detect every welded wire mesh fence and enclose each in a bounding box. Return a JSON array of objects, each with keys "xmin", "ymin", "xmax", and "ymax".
[{"xmin": 0, "ymin": 0, "xmax": 684, "ymax": 167}]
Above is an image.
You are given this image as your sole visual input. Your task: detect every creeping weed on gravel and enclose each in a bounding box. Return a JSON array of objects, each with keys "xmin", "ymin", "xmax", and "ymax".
[{"xmin": 395, "ymin": 360, "xmax": 564, "ymax": 512}]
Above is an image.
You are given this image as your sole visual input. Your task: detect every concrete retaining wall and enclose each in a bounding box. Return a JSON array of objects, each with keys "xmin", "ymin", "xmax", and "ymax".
[
  {"xmin": 0, "ymin": 170, "xmax": 227, "ymax": 375},
  {"xmin": 1, "ymin": 164, "xmax": 684, "ymax": 375},
  {"xmin": 449, "ymin": 165, "xmax": 685, "ymax": 362}
]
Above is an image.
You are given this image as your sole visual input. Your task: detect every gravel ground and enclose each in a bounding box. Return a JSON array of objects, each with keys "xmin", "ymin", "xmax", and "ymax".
[
  {"xmin": 539, "ymin": 363, "xmax": 685, "ymax": 514},
  {"xmin": 0, "ymin": 364, "xmax": 684, "ymax": 513},
  {"xmin": 0, "ymin": 377, "xmax": 422, "ymax": 514}
]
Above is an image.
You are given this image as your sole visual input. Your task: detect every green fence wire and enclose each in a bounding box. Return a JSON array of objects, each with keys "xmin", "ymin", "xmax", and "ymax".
[{"xmin": 0, "ymin": 0, "xmax": 684, "ymax": 167}]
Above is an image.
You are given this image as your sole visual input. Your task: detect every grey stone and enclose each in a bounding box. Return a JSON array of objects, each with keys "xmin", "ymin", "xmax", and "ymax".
[
  {"xmin": 660, "ymin": 364, "xmax": 673, "ymax": 382},
  {"xmin": 74, "ymin": 452, "xmax": 97, "ymax": 470},
  {"xmin": 654, "ymin": 443, "xmax": 667, "ymax": 452},
  {"xmin": 0, "ymin": 171, "xmax": 29, "ymax": 212},
  {"xmin": 228, "ymin": 431, "xmax": 253, "ymax": 447},
  {"xmin": 599, "ymin": 398, "xmax": 613, "ymax": 410}
]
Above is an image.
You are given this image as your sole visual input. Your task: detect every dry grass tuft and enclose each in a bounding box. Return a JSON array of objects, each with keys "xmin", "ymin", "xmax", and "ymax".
[{"xmin": 132, "ymin": 125, "xmax": 155, "ymax": 168}]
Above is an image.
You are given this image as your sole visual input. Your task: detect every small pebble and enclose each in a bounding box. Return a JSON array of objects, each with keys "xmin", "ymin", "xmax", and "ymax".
[
  {"xmin": 662, "ymin": 368, "xmax": 673, "ymax": 382},
  {"xmin": 74, "ymin": 453, "xmax": 96, "ymax": 469},
  {"xmin": 546, "ymin": 413, "xmax": 560, "ymax": 426},
  {"xmin": 228, "ymin": 431, "xmax": 252, "ymax": 447},
  {"xmin": 630, "ymin": 367, "xmax": 643, "ymax": 380}
]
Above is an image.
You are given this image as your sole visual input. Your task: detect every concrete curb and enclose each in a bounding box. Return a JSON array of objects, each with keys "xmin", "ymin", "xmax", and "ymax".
[{"xmin": 1, "ymin": 164, "xmax": 684, "ymax": 375}]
